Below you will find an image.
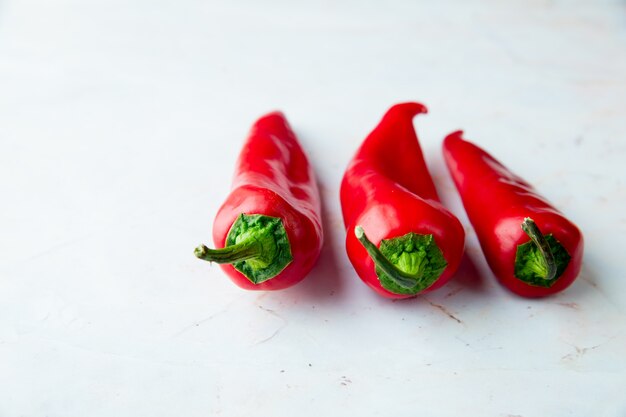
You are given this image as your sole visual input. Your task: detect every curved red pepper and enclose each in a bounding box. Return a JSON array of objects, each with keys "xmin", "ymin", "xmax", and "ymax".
[
  {"xmin": 194, "ymin": 112, "xmax": 323, "ymax": 290},
  {"xmin": 442, "ymin": 131, "xmax": 584, "ymax": 297},
  {"xmin": 341, "ymin": 103, "xmax": 465, "ymax": 299}
]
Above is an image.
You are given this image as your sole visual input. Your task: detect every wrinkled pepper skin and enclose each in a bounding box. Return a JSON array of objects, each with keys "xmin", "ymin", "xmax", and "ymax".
[
  {"xmin": 341, "ymin": 103, "xmax": 465, "ymax": 299},
  {"xmin": 204, "ymin": 112, "xmax": 323, "ymax": 290},
  {"xmin": 443, "ymin": 131, "xmax": 583, "ymax": 297}
]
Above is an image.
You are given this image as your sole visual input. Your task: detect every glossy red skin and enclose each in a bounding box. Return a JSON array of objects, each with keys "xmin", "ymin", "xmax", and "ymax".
[
  {"xmin": 211, "ymin": 112, "xmax": 323, "ymax": 290},
  {"xmin": 341, "ymin": 103, "xmax": 465, "ymax": 299},
  {"xmin": 442, "ymin": 131, "xmax": 584, "ymax": 297}
]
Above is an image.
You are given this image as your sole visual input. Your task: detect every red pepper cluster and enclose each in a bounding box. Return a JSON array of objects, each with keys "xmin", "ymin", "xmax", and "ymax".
[{"xmin": 195, "ymin": 103, "xmax": 583, "ymax": 299}]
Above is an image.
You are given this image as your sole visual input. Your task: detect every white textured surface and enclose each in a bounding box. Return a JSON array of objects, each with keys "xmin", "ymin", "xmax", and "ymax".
[{"xmin": 1, "ymin": 1, "xmax": 626, "ymax": 416}]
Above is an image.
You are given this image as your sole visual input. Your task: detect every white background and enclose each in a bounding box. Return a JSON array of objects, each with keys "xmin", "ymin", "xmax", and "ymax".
[{"xmin": 1, "ymin": 0, "xmax": 626, "ymax": 416}]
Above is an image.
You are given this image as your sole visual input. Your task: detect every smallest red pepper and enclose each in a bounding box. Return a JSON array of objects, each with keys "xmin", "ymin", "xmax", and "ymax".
[{"xmin": 442, "ymin": 131, "xmax": 584, "ymax": 297}]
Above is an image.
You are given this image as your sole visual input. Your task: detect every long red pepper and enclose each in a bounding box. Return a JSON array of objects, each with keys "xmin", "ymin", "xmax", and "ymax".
[
  {"xmin": 194, "ymin": 112, "xmax": 323, "ymax": 290},
  {"xmin": 341, "ymin": 103, "xmax": 465, "ymax": 299},
  {"xmin": 443, "ymin": 131, "xmax": 583, "ymax": 297}
]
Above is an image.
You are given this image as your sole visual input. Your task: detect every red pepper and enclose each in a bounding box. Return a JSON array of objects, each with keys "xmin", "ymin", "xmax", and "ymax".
[
  {"xmin": 340, "ymin": 103, "xmax": 465, "ymax": 299},
  {"xmin": 194, "ymin": 112, "xmax": 323, "ymax": 290},
  {"xmin": 442, "ymin": 131, "xmax": 583, "ymax": 297}
]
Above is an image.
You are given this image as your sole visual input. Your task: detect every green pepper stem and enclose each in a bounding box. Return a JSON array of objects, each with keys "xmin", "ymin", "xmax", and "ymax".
[
  {"xmin": 194, "ymin": 240, "xmax": 263, "ymax": 264},
  {"xmin": 520, "ymin": 217, "xmax": 557, "ymax": 281},
  {"xmin": 354, "ymin": 226, "xmax": 423, "ymax": 289}
]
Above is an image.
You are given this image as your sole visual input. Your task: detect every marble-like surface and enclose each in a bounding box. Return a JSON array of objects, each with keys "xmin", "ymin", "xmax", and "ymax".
[{"xmin": 1, "ymin": 0, "xmax": 625, "ymax": 416}]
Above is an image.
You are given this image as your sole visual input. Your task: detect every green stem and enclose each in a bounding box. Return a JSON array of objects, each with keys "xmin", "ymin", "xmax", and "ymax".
[
  {"xmin": 520, "ymin": 217, "xmax": 557, "ymax": 282},
  {"xmin": 355, "ymin": 226, "xmax": 423, "ymax": 289},
  {"xmin": 194, "ymin": 240, "xmax": 263, "ymax": 264}
]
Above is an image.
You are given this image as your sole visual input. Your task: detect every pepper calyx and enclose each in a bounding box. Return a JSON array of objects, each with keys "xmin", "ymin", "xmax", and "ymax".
[
  {"xmin": 195, "ymin": 214, "xmax": 292, "ymax": 284},
  {"xmin": 355, "ymin": 226, "xmax": 447, "ymax": 295},
  {"xmin": 514, "ymin": 217, "xmax": 571, "ymax": 287}
]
